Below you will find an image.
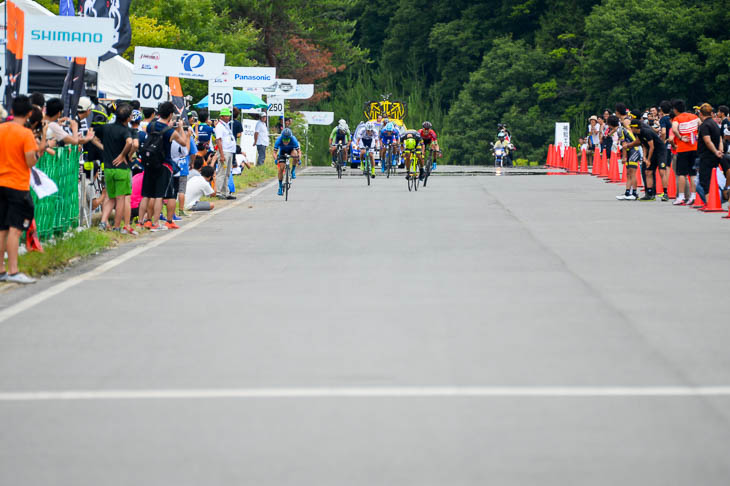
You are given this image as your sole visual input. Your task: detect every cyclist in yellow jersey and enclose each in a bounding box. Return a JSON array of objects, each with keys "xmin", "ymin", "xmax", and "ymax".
[{"xmin": 401, "ymin": 129, "xmax": 424, "ymax": 179}]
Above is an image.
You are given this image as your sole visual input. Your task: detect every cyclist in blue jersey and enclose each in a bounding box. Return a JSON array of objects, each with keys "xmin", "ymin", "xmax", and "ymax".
[
  {"xmin": 379, "ymin": 122, "xmax": 400, "ymax": 170},
  {"xmin": 274, "ymin": 128, "xmax": 300, "ymax": 196}
]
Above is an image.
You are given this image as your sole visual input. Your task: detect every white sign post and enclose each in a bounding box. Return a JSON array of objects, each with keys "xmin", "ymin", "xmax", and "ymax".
[
  {"xmin": 209, "ymin": 85, "xmax": 233, "ymax": 111},
  {"xmin": 132, "ymin": 74, "xmax": 167, "ymax": 108},
  {"xmin": 133, "ymin": 46, "xmax": 225, "ymax": 80},
  {"xmin": 555, "ymin": 122, "xmax": 570, "ymax": 156},
  {"xmin": 280, "ymin": 84, "xmax": 314, "ymax": 100},
  {"xmin": 300, "ymin": 111, "xmax": 334, "ymax": 125},
  {"xmin": 25, "ymin": 16, "xmax": 116, "ymax": 57},
  {"xmin": 267, "ymin": 96, "xmax": 284, "ymax": 117}
]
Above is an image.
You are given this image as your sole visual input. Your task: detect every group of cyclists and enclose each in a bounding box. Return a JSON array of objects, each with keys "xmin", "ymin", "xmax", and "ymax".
[{"xmin": 328, "ymin": 116, "xmax": 442, "ymax": 181}]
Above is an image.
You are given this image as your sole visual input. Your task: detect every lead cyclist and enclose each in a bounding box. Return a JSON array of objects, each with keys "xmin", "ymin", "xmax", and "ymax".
[{"xmin": 357, "ymin": 122, "xmax": 379, "ymax": 177}]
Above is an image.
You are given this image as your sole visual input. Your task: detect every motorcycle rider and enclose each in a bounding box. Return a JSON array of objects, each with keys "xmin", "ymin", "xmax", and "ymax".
[{"xmin": 493, "ymin": 133, "xmax": 514, "ymax": 167}]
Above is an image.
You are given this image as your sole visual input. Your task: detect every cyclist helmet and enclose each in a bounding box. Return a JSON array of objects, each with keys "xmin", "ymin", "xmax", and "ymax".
[
  {"xmin": 382, "ymin": 117, "xmax": 390, "ymax": 125},
  {"xmin": 281, "ymin": 128, "xmax": 293, "ymax": 140},
  {"xmin": 385, "ymin": 122, "xmax": 394, "ymax": 132},
  {"xmin": 187, "ymin": 110, "xmax": 199, "ymax": 121},
  {"xmin": 130, "ymin": 110, "xmax": 143, "ymax": 123},
  {"xmin": 422, "ymin": 121, "xmax": 432, "ymax": 130},
  {"xmin": 498, "ymin": 133, "xmax": 505, "ymax": 140},
  {"xmin": 365, "ymin": 121, "xmax": 374, "ymax": 132}
]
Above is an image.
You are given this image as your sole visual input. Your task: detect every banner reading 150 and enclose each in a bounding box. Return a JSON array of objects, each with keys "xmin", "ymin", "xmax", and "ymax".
[{"xmin": 132, "ymin": 74, "xmax": 167, "ymax": 108}]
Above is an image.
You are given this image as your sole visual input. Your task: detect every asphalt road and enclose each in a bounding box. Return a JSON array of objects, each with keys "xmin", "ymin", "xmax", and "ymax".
[{"xmin": 1, "ymin": 169, "xmax": 729, "ymax": 485}]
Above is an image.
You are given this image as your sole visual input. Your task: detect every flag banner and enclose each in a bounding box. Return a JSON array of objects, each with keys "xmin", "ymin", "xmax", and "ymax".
[
  {"xmin": 62, "ymin": 58, "xmax": 87, "ymax": 118},
  {"xmin": 4, "ymin": 0, "xmax": 25, "ymax": 104},
  {"xmin": 83, "ymin": 0, "xmax": 132, "ymax": 61},
  {"xmin": 168, "ymin": 77, "xmax": 188, "ymax": 125}
]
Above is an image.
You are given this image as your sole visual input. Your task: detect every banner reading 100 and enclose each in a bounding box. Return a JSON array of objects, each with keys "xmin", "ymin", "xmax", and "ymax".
[{"xmin": 132, "ymin": 74, "xmax": 167, "ymax": 108}]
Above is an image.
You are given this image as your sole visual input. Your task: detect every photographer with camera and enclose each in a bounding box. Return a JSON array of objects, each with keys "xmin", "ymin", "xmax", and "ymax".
[
  {"xmin": 43, "ymin": 98, "xmax": 95, "ymax": 148},
  {"xmin": 137, "ymin": 102, "xmax": 190, "ymax": 232}
]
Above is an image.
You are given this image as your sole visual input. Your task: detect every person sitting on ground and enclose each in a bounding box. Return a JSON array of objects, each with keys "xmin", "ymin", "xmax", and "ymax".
[
  {"xmin": 184, "ymin": 165, "xmax": 216, "ymax": 212},
  {"xmin": 189, "ymin": 155, "xmax": 205, "ymax": 179}
]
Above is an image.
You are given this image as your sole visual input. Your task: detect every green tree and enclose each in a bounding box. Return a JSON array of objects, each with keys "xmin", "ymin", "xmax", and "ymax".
[{"xmin": 442, "ymin": 37, "xmax": 552, "ymax": 164}]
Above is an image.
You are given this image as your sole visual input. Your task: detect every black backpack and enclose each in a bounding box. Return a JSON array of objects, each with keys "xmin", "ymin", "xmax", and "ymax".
[{"xmin": 140, "ymin": 123, "xmax": 169, "ymax": 169}]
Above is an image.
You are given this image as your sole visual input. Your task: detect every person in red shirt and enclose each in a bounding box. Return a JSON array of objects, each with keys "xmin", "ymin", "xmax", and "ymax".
[
  {"xmin": 0, "ymin": 95, "xmax": 45, "ymax": 284},
  {"xmin": 418, "ymin": 121, "xmax": 441, "ymax": 170},
  {"xmin": 671, "ymin": 99, "xmax": 699, "ymax": 205}
]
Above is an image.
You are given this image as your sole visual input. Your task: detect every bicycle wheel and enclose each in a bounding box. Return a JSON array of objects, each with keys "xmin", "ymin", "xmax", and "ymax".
[
  {"xmin": 423, "ymin": 154, "xmax": 432, "ymax": 187},
  {"xmin": 407, "ymin": 174, "xmax": 413, "ymax": 192},
  {"xmin": 285, "ymin": 165, "xmax": 290, "ymax": 201},
  {"xmin": 336, "ymin": 154, "xmax": 342, "ymax": 179},
  {"xmin": 386, "ymin": 147, "xmax": 392, "ymax": 179},
  {"xmin": 338, "ymin": 150, "xmax": 345, "ymax": 178},
  {"xmin": 414, "ymin": 171, "xmax": 419, "ymax": 191}
]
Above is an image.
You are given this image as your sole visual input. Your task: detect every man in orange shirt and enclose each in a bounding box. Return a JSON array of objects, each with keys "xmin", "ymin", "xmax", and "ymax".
[
  {"xmin": 671, "ymin": 99, "xmax": 699, "ymax": 205},
  {"xmin": 0, "ymin": 95, "xmax": 45, "ymax": 284}
]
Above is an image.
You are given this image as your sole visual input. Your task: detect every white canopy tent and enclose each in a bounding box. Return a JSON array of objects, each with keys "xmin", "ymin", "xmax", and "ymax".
[{"xmin": 0, "ymin": 0, "xmax": 133, "ymax": 99}]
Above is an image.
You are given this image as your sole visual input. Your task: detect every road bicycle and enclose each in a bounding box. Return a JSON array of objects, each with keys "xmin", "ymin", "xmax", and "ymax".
[
  {"xmin": 423, "ymin": 146, "xmax": 440, "ymax": 187},
  {"xmin": 278, "ymin": 154, "xmax": 293, "ymax": 201},
  {"xmin": 383, "ymin": 142, "xmax": 399, "ymax": 179},
  {"xmin": 405, "ymin": 149, "xmax": 420, "ymax": 192},
  {"xmin": 361, "ymin": 146, "xmax": 375, "ymax": 186},
  {"xmin": 333, "ymin": 143, "xmax": 345, "ymax": 179}
]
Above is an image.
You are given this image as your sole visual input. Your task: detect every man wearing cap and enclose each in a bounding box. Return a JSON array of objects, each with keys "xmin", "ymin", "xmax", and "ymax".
[
  {"xmin": 214, "ymin": 108, "xmax": 237, "ymax": 200},
  {"xmin": 254, "ymin": 113, "xmax": 269, "ymax": 166}
]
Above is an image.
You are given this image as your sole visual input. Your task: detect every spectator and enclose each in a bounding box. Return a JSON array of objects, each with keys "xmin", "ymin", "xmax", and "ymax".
[
  {"xmin": 718, "ymin": 105, "xmax": 730, "ymax": 151},
  {"xmin": 189, "ymin": 155, "xmax": 205, "ymax": 178},
  {"xmin": 195, "ymin": 110, "xmax": 215, "ymax": 151},
  {"xmin": 671, "ymin": 99, "xmax": 699, "ymax": 205},
  {"xmin": 130, "ymin": 100, "xmax": 141, "ymax": 111},
  {"xmin": 184, "ymin": 165, "xmax": 216, "ymax": 212},
  {"xmin": 94, "ymin": 104, "xmax": 136, "ymax": 234},
  {"xmin": 170, "ymin": 127, "xmax": 197, "ymax": 218},
  {"xmin": 26, "ymin": 106, "xmax": 53, "ymax": 156},
  {"xmin": 0, "ymin": 95, "xmax": 45, "ymax": 284},
  {"xmin": 140, "ymin": 107, "xmax": 155, "ymax": 133},
  {"xmin": 214, "ymin": 107, "xmax": 237, "ymax": 200},
  {"xmin": 44, "ymin": 98, "xmax": 92, "ymax": 147},
  {"xmin": 658, "ymin": 101, "xmax": 673, "ymax": 200},
  {"xmin": 232, "ymin": 107, "xmax": 244, "ymax": 147},
  {"xmin": 254, "ymin": 113, "xmax": 269, "ymax": 166},
  {"xmin": 30, "ymin": 92, "xmax": 45, "ymax": 109},
  {"xmin": 128, "ymin": 110, "xmax": 144, "ymax": 175},
  {"xmin": 137, "ymin": 101, "xmax": 190, "ymax": 232},
  {"xmin": 630, "ymin": 116, "xmax": 666, "ymax": 200},
  {"xmin": 130, "ymin": 172, "xmax": 143, "ymax": 224},
  {"xmin": 696, "ymin": 103, "xmax": 726, "ymax": 203}
]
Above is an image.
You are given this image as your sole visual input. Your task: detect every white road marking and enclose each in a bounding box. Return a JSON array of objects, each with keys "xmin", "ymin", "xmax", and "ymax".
[
  {"xmin": 0, "ymin": 386, "xmax": 729, "ymax": 401},
  {"xmin": 0, "ymin": 179, "xmax": 280, "ymax": 325}
]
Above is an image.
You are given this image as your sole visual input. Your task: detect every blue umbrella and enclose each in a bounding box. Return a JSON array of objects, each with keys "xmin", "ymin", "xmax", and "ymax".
[{"xmin": 195, "ymin": 89, "xmax": 268, "ymax": 109}]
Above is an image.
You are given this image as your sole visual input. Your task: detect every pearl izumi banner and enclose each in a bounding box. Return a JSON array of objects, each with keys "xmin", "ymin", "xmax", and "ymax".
[
  {"xmin": 133, "ymin": 46, "xmax": 225, "ymax": 80},
  {"xmin": 25, "ymin": 15, "xmax": 116, "ymax": 57}
]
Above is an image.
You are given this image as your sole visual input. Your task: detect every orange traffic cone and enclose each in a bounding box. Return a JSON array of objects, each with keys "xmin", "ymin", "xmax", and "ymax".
[
  {"xmin": 636, "ymin": 165, "xmax": 643, "ymax": 188},
  {"xmin": 591, "ymin": 148, "xmax": 600, "ymax": 176},
  {"xmin": 620, "ymin": 159, "xmax": 627, "ymax": 183},
  {"xmin": 702, "ymin": 168, "xmax": 724, "ymax": 212},
  {"xmin": 655, "ymin": 169, "xmax": 665, "ymax": 195},
  {"xmin": 579, "ymin": 148, "xmax": 588, "ymax": 173},
  {"xmin": 569, "ymin": 148, "xmax": 577, "ymax": 173},
  {"xmin": 599, "ymin": 150, "xmax": 608, "ymax": 178},
  {"xmin": 667, "ymin": 167, "xmax": 677, "ymax": 199},
  {"xmin": 608, "ymin": 150, "xmax": 621, "ymax": 183},
  {"xmin": 545, "ymin": 145, "xmax": 553, "ymax": 167},
  {"xmin": 572, "ymin": 148, "xmax": 579, "ymax": 173}
]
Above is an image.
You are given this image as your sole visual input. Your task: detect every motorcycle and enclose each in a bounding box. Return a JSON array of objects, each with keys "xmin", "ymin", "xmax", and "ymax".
[{"xmin": 491, "ymin": 143, "xmax": 506, "ymax": 167}]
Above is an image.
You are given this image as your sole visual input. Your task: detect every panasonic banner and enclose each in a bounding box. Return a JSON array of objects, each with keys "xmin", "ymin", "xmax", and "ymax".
[
  {"xmin": 133, "ymin": 46, "xmax": 225, "ymax": 80},
  {"xmin": 211, "ymin": 66, "xmax": 277, "ymax": 88},
  {"xmin": 25, "ymin": 15, "xmax": 116, "ymax": 57}
]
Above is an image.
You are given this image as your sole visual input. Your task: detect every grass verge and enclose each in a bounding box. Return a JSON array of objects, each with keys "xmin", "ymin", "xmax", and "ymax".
[
  {"xmin": 18, "ymin": 229, "xmax": 133, "ymax": 277},
  {"xmin": 17, "ymin": 164, "xmax": 279, "ymax": 278}
]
